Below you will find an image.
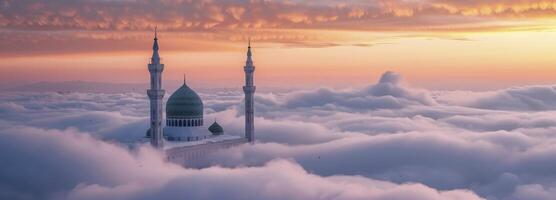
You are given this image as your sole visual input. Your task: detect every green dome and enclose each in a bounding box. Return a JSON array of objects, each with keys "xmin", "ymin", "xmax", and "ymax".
[
  {"xmin": 209, "ymin": 121, "xmax": 224, "ymax": 135},
  {"xmin": 166, "ymin": 83, "xmax": 203, "ymax": 118}
]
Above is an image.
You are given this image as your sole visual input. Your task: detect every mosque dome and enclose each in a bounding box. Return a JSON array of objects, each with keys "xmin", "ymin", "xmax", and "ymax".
[
  {"xmin": 208, "ymin": 121, "xmax": 224, "ymax": 135},
  {"xmin": 166, "ymin": 83, "xmax": 203, "ymax": 119}
]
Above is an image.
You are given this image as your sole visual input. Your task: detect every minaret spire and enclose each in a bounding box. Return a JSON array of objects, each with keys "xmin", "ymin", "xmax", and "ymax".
[
  {"xmin": 147, "ymin": 27, "xmax": 165, "ymax": 149},
  {"xmin": 151, "ymin": 26, "xmax": 160, "ymax": 64},
  {"xmin": 246, "ymin": 39, "xmax": 253, "ymax": 67},
  {"xmin": 243, "ymin": 40, "xmax": 256, "ymax": 143}
]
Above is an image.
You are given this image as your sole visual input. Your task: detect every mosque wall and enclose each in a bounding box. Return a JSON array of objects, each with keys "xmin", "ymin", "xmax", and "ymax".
[{"xmin": 165, "ymin": 138, "xmax": 247, "ymax": 166}]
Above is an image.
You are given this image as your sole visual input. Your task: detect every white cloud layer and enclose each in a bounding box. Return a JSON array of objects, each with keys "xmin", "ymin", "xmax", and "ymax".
[
  {"xmin": 2, "ymin": 71, "xmax": 556, "ymax": 200},
  {"xmin": 0, "ymin": 127, "xmax": 482, "ymax": 200}
]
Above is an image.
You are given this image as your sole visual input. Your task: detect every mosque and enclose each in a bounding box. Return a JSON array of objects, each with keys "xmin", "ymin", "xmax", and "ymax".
[{"xmin": 144, "ymin": 29, "xmax": 255, "ymax": 164}]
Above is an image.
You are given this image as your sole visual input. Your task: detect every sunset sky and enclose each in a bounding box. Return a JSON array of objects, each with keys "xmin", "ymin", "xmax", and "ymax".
[
  {"xmin": 1, "ymin": 0, "xmax": 556, "ymax": 90},
  {"xmin": 6, "ymin": 1, "xmax": 556, "ymax": 200}
]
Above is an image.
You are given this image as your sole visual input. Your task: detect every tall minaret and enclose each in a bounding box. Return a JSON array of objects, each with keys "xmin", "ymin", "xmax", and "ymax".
[
  {"xmin": 243, "ymin": 40, "xmax": 256, "ymax": 143},
  {"xmin": 147, "ymin": 28, "xmax": 165, "ymax": 148}
]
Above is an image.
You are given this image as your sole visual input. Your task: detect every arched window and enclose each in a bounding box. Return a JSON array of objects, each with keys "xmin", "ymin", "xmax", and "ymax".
[{"xmin": 178, "ymin": 120, "xmax": 182, "ymax": 127}]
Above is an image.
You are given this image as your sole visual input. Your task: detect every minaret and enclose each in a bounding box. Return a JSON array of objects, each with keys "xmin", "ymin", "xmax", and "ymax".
[
  {"xmin": 243, "ymin": 40, "xmax": 256, "ymax": 143},
  {"xmin": 147, "ymin": 27, "xmax": 165, "ymax": 148}
]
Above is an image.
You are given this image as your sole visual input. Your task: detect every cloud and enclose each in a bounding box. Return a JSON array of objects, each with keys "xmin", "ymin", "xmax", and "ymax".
[
  {"xmin": 469, "ymin": 85, "xmax": 556, "ymax": 111},
  {"xmin": 430, "ymin": 0, "xmax": 556, "ymax": 17},
  {"xmin": 1, "ymin": 0, "xmax": 555, "ymax": 56},
  {"xmin": 0, "ymin": 126, "xmax": 483, "ymax": 200},
  {"xmin": 211, "ymin": 109, "xmax": 347, "ymax": 145},
  {"xmin": 2, "ymin": 0, "xmax": 554, "ymax": 32},
  {"xmin": 283, "ymin": 71, "xmax": 435, "ymax": 110},
  {"xmin": 441, "ymin": 111, "xmax": 556, "ymax": 132},
  {"xmin": 0, "ymin": 92, "xmax": 149, "ymax": 142},
  {"xmin": 510, "ymin": 184, "xmax": 556, "ymax": 200},
  {"xmin": 202, "ymin": 128, "xmax": 556, "ymax": 199},
  {"xmin": 0, "ymin": 102, "xmax": 26, "ymax": 114},
  {"xmin": 0, "ymin": 0, "xmax": 554, "ymax": 57},
  {"xmin": 435, "ymin": 84, "xmax": 556, "ymax": 111},
  {"xmin": 4, "ymin": 71, "xmax": 556, "ymax": 199}
]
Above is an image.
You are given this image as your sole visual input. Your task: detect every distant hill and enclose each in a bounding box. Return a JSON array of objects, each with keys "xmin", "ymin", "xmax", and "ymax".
[
  {"xmin": 3, "ymin": 81, "xmax": 297, "ymax": 93},
  {"xmin": 5, "ymin": 81, "xmax": 148, "ymax": 93}
]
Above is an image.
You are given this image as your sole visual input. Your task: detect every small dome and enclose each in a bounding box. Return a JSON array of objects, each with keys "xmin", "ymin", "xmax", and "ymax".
[
  {"xmin": 166, "ymin": 83, "xmax": 203, "ymax": 118},
  {"xmin": 208, "ymin": 121, "xmax": 224, "ymax": 135}
]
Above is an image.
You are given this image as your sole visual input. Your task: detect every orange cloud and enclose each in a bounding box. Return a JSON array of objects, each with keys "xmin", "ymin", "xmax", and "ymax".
[
  {"xmin": 1, "ymin": 0, "xmax": 556, "ymax": 57},
  {"xmin": 1, "ymin": 0, "xmax": 553, "ymax": 32},
  {"xmin": 431, "ymin": 0, "xmax": 556, "ymax": 17},
  {"xmin": 0, "ymin": 0, "xmax": 555, "ymax": 34},
  {"xmin": 226, "ymin": 6, "xmax": 246, "ymax": 20},
  {"xmin": 348, "ymin": 8, "xmax": 366, "ymax": 19},
  {"xmin": 278, "ymin": 13, "xmax": 313, "ymax": 24}
]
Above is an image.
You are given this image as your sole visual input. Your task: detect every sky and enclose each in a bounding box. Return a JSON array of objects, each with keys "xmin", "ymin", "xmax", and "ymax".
[
  {"xmin": 4, "ymin": 1, "xmax": 556, "ymax": 199},
  {"xmin": 1, "ymin": 0, "xmax": 556, "ymax": 90}
]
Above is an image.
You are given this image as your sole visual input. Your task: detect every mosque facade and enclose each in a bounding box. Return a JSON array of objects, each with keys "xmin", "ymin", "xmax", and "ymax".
[{"xmin": 145, "ymin": 30, "xmax": 255, "ymax": 165}]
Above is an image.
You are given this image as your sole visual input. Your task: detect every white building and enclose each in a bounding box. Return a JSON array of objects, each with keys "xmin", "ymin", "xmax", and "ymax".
[{"xmin": 145, "ymin": 30, "xmax": 255, "ymax": 165}]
